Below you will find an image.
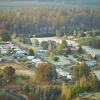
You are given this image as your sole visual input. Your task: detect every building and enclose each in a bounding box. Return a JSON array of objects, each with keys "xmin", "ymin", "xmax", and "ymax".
[
  {"xmin": 0, "ymin": 48, "xmax": 8, "ymax": 55},
  {"xmin": 85, "ymin": 60, "xmax": 97, "ymax": 67},
  {"xmin": 82, "ymin": 46, "xmax": 100, "ymax": 58},
  {"xmin": 56, "ymin": 68, "xmax": 72, "ymax": 80}
]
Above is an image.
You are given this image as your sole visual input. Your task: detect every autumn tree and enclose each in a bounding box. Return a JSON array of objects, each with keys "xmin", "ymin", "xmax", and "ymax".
[
  {"xmin": 56, "ymin": 43, "xmax": 63, "ymax": 54},
  {"xmin": 61, "ymin": 83, "xmax": 71, "ymax": 100},
  {"xmin": 35, "ymin": 62, "xmax": 57, "ymax": 85},
  {"xmin": 0, "ymin": 8, "xmax": 100, "ymax": 35},
  {"xmin": 88, "ymin": 73, "xmax": 100, "ymax": 91},
  {"xmin": 3, "ymin": 66, "xmax": 15, "ymax": 82},
  {"xmin": 72, "ymin": 62, "xmax": 90, "ymax": 81},
  {"xmin": 79, "ymin": 75, "xmax": 87, "ymax": 89}
]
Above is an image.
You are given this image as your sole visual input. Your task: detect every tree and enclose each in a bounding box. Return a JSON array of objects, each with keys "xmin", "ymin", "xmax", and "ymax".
[
  {"xmin": 12, "ymin": 32, "xmax": 17, "ymax": 39},
  {"xmin": 81, "ymin": 33, "xmax": 86, "ymax": 37},
  {"xmin": 89, "ymin": 39, "xmax": 100, "ymax": 49},
  {"xmin": 48, "ymin": 41, "xmax": 52, "ymax": 51},
  {"xmin": 67, "ymin": 47, "xmax": 71, "ymax": 54},
  {"xmin": 53, "ymin": 56, "xmax": 59, "ymax": 62},
  {"xmin": 29, "ymin": 86, "xmax": 60, "ymax": 100},
  {"xmin": 56, "ymin": 29, "xmax": 61, "ymax": 38},
  {"xmin": 0, "ymin": 8, "xmax": 100, "ymax": 35},
  {"xmin": 3, "ymin": 66, "xmax": 15, "ymax": 82},
  {"xmin": 35, "ymin": 62, "xmax": 57, "ymax": 85},
  {"xmin": 0, "ymin": 29, "xmax": 11, "ymax": 41},
  {"xmin": 72, "ymin": 62, "xmax": 90, "ymax": 81},
  {"xmin": 23, "ymin": 84, "xmax": 30, "ymax": 94},
  {"xmin": 29, "ymin": 49, "xmax": 35, "ymax": 56},
  {"xmin": 56, "ymin": 43, "xmax": 63, "ymax": 54},
  {"xmin": 91, "ymin": 29, "xmax": 96, "ymax": 37},
  {"xmin": 46, "ymin": 86, "xmax": 61, "ymax": 100},
  {"xmin": 62, "ymin": 40, "xmax": 67, "ymax": 48},
  {"xmin": 34, "ymin": 39, "xmax": 39, "ymax": 47},
  {"xmin": 61, "ymin": 83, "xmax": 71, "ymax": 100},
  {"xmin": 88, "ymin": 73, "xmax": 100, "ymax": 91},
  {"xmin": 78, "ymin": 46, "xmax": 84, "ymax": 53},
  {"xmin": 79, "ymin": 76, "xmax": 87, "ymax": 89}
]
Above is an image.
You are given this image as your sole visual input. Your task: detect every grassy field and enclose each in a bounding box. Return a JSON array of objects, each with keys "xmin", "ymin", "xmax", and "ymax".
[
  {"xmin": 46, "ymin": 55, "xmax": 72, "ymax": 66},
  {"xmin": 0, "ymin": 62, "xmax": 34, "ymax": 77}
]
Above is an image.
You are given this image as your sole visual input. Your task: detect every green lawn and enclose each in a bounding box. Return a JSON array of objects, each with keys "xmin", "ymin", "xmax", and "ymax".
[{"xmin": 46, "ymin": 55, "xmax": 72, "ymax": 66}]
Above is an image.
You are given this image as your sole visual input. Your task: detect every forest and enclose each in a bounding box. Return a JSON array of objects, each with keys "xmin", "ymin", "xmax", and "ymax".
[{"xmin": 0, "ymin": 7, "xmax": 100, "ymax": 35}]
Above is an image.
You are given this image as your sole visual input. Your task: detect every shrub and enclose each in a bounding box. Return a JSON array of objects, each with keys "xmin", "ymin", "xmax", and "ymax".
[
  {"xmin": 53, "ymin": 56, "xmax": 59, "ymax": 62},
  {"xmin": 71, "ymin": 85, "xmax": 83, "ymax": 97}
]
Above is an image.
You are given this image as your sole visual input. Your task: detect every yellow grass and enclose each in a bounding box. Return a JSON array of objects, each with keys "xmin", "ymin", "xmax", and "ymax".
[{"xmin": 0, "ymin": 62, "xmax": 34, "ymax": 77}]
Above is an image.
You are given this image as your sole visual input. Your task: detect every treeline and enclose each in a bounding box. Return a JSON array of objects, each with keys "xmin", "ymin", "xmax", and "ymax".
[
  {"xmin": 0, "ymin": 7, "xmax": 100, "ymax": 35},
  {"xmin": 89, "ymin": 38, "xmax": 100, "ymax": 49}
]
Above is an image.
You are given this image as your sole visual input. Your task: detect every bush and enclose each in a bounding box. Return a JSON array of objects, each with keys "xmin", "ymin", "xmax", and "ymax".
[
  {"xmin": 73, "ymin": 55, "xmax": 78, "ymax": 58},
  {"xmin": 71, "ymin": 85, "xmax": 83, "ymax": 97},
  {"xmin": 53, "ymin": 57, "xmax": 59, "ymax": 62}
]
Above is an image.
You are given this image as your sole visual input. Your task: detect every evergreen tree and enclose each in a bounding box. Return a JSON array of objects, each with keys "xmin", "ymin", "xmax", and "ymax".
[
  {"xmin": 0, "ymin": 29, "xmax": 11, "ymax": 41},
  {"xmin": 78, "ymin": 46, "xmax": 84, "ymax": 53},
  {"xmin": 29, "ymin": 49, "xmax": 35, "ymax": 56},
  {"xmin": 67, "ymin": 47, "xmax": 71, "ymax": 54}
]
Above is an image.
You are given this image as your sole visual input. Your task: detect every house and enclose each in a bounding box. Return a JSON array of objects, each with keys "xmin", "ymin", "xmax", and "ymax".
[
  {"xmin": 32, "ymin": 58, "xmax": 42, "ymax": 64},
  {"xmin": 12, "ymin": 53, "xmax": 25, "ymax": 58},
  {"xmin": 95, "ymin": 54, "xmax": 100, "ymax": 58},
  {"xmin": 63, "ymin": 47, "xmax": 78, "ymax": 54},
  {"xmin": 82, "ymin": 46, "xmax": 100, "ymax": 58},
  {"xmin": 16, "ymin": 50, "xmax": 26, "ymax": 54},
  {"xmin": 0, "ymin": 49, "xmax": 8, "ymax": 55},
  {"xmin": 0, "ymin": 58, "xmax": 2, "ymax": 62},
  {"xmin": 66, "ymin": 40, "xmax": 79, "ymax": 47},
  {"xmin": 85, "ymin": 60, "xmax": 97, "ymax": 67},
  {"xmin": 56, "ymin": 68, "xmax": 72, "ymax": 80},
  {"xmin": 26, "ymin": 56, "xmax": 35, "ymax": 61}
]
